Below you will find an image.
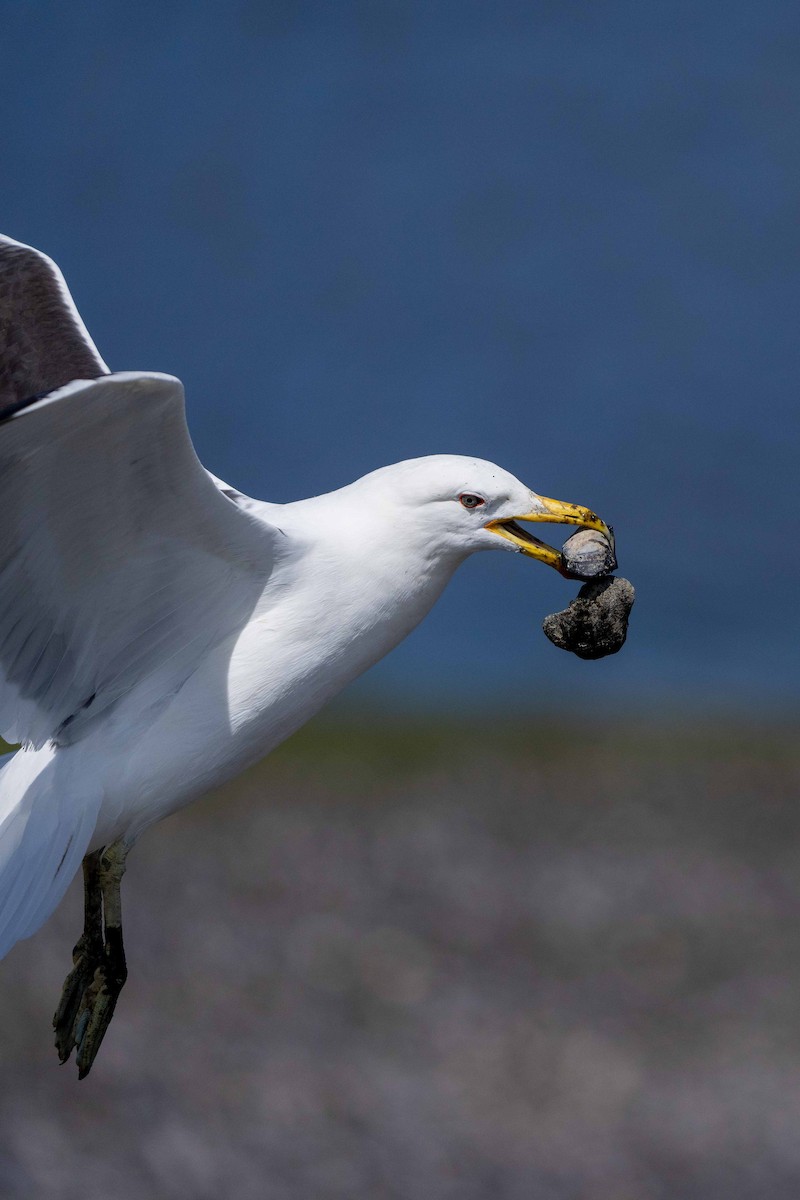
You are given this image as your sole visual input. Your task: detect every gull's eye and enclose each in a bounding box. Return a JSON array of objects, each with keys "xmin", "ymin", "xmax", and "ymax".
[{"xmin": 459, "ymin": 493, "xmax": 485, "ymax": 510}]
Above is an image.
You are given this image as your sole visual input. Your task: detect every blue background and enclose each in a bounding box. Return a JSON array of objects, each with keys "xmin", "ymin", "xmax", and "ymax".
[{"xmin": 2, "ymin": 1, "xmax": 797, "ymax": 711}]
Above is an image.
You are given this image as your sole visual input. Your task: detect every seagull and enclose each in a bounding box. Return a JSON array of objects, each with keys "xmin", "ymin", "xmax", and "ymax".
[{"xmin": 0, "ymin": 234, "xmax": 612, "ymax": 1078}]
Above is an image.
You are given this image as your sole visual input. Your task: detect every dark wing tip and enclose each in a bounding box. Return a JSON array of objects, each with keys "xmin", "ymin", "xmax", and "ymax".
[{"xmin": 0, "ymin": 235, "xmax": 109, "ymax": 410}]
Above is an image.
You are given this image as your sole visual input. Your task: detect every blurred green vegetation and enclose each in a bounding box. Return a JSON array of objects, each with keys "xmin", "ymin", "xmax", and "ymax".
[
  {"xmin": 272, "ymin": 710, "xmax": 799, "ymax": 770},
  {"xmin": 2, "ymin": 710, "xmax": 797, "ymax": 772}
]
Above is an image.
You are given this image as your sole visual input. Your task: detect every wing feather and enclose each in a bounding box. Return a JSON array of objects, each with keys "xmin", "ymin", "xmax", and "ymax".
[
  {"xmin": 0, "ymin": 234, "xmax": 108, "ymax": 411},
  {"xmin": 0, "ymin": 372, "xmax": 277, "ymax": 748}
]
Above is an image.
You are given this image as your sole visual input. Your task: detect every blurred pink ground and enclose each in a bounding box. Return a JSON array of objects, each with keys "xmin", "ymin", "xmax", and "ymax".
[{"xmin": 0, "ymin": 715, "xmax": 798, "ymax": 1199}]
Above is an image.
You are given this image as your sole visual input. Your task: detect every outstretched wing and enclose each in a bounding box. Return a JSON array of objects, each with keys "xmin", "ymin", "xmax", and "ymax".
[
  {"xmin": 0, "ymin": 235, "xmax": 108, "ymax": 414},
  {"xmin": 0, "ymin": 372, "xmax": 277, "ymax": 749}
]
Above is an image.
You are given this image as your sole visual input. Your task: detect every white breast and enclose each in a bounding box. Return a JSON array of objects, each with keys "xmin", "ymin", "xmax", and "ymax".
[{"xmin": 88, "ymin": 524, "xmax": 460, "ymax": 846}]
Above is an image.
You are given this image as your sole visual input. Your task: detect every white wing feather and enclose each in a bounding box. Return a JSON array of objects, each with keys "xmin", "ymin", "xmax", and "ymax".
[{"xmin": 0, "ymin": 371, "xmax": 277, "ymax": 749}]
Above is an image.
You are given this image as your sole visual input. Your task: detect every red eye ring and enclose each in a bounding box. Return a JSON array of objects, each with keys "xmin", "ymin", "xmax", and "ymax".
[{"xmin": 459, "ymin": 493, "xmax": 485, "ymax": 509}]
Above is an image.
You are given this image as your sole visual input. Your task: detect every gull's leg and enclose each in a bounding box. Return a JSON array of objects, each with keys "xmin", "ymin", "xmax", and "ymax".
[
  {"xmin": 52, "ymin": 840, "xmax": 129, "ymax": 1078},
  {"xmin": 53, "ymin": 848, "xmax": 104, "ymax": 1065},
  {"xmin": 73, "ymin": 839, "xmax": 129, "ymax": 1079}
]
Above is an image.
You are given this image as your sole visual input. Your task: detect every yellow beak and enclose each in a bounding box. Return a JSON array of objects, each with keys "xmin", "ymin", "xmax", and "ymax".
[{"xmin": 484, "ymin": 496, "xmax": 613, "ymax": 574}]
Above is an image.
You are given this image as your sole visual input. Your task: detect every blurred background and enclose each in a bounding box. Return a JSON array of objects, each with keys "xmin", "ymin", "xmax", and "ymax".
[{"xmin": 1, "ymin": 2, "xmax": 799, "ymax": 1197}]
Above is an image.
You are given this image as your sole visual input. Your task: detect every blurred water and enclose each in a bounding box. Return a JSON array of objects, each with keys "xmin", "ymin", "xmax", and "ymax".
[{"xmin": 1, "ymin": 1, "xmax": 798, "ymax": 706}]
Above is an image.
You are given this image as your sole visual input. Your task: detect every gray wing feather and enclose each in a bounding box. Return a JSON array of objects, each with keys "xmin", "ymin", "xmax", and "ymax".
[
  {"xmin": 0, "ymin": 235, "xmax": 108, "ymax": 414},
  {"xmin": 0, "ymin": 372, "xmax": 277, "ymax": 748}
]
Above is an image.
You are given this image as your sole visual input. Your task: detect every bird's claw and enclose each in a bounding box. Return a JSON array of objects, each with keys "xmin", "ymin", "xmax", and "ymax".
[
  {"xmin": 74, "ymin": 955, "xmax": 127, "ymax": 1079},
  {"xmin": 53, "ymin": 933, "xmax": 102, "ymax": 1064},
  {"xmin": 53, "ymin": 929, "xmax": 127, "ymax": 1078}
]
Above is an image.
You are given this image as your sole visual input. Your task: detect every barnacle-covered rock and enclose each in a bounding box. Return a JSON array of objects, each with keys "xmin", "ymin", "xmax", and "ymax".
[
  {"xmin": 542, "ymin": 576, "xmax": 635, "ymax": 660},
  {"xmin": 560, "ymin": 528, "xmax": 617, "ymax": 581}
]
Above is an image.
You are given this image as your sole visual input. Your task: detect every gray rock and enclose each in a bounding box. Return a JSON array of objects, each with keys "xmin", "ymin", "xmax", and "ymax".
[
  {"xmin": 543, "ymin": 576, "xmax": 635, "ymax": 660},
  {"xmin": 560, "ymin": 528, "xmax": 617, "ymax": 580}
]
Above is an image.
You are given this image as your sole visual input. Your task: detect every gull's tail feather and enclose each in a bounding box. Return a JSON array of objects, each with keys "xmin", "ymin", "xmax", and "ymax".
[{"xmin": 0, "ymin": 747, "xmax": 101, "ymax": 960}]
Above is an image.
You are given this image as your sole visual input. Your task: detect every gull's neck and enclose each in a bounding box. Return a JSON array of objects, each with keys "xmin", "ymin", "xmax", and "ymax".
[
  {"xmin": 225, "ymin": 488, "xmax": 465, "ymax": 747},
  {"xmin": 261, "ymin": 485, "xmax": 466, "ymax": 652}
]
